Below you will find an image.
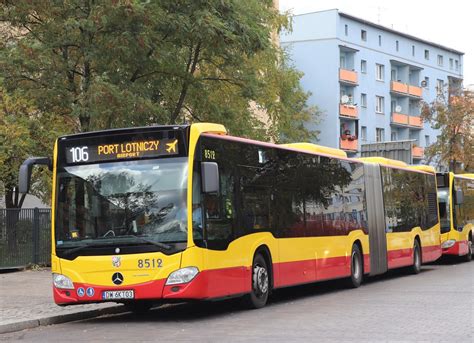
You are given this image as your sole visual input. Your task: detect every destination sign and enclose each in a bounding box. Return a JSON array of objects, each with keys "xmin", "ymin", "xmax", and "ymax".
[{"xmin": 65, "ymin": 138, "xmax": 179, "ymax": 164}]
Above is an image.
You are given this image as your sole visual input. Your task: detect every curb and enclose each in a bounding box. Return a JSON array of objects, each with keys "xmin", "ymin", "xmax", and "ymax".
[{"xmin": 0, "ymin": 305, "xmax": 127, "ymax": 335}]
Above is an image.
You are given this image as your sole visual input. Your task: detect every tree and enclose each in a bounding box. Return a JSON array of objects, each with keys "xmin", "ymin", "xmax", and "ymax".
[
  {"xmin": 0, "ymin": 87, "xmax": 70, "ymax": 253},
  {"xmin": 421, "ymin": 89, "xmax": 474, "ymax": 172},
  {"xmin": 0, "ymin": 0, "xmax": 318, "ymax": 142}
]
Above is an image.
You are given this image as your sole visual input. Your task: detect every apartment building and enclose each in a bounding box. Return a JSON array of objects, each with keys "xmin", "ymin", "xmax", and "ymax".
[{"xmin": 280, "ymin": 9, "xmax": 464, "ymax": 161}]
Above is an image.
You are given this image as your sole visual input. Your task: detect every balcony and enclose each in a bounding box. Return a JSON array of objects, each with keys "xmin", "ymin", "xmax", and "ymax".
[
  {"xmin": 408, "ymin": 85, "xmax": 422, "ymax": 97},
  {"xmin": 339, "ymin": 68, "xmax": 358, "ymax": 85},
  {"xmin": 408, "ymin": 116, "xmax": 422, "ymax": 127},
  {"xmin": 412, "ymin": 146, "xmax": 424, "ymax": 159},
  {"xmin": 340, "ymin": 137, "xmax": 358, "ymax": 151},
  {"xmin": 391, "ymin": 112, "xmax": 423, "ymax": 129},
  {"xmin": 390, "ymin": 81, "xmax": 423, "ymax": 98},
  {"xmin": 339, "ymin": 104, "xmax": 358, "ymax": 118},
  {"xmin": 391, "ymin": 81, "xmax": 408, "ymax": 94}
]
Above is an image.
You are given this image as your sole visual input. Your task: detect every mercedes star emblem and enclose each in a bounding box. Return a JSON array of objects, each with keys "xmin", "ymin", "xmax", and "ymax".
[{"xmin": 112, "ymin": 272, "xmax": 124, "ymax": 285}]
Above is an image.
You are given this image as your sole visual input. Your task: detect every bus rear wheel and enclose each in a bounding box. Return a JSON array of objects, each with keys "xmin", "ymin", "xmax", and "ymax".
[
  {"xmin": 411, "ymin": 240, "xmax": 422, "ymax": 274},
  {"xmin": 346, "ymin": 244, "xmax": 363, "ymax": 288},
  {"xmin": 462, "ymin": 239, "xmax": 472, "ymax": 262},
  {"xmin": 244, "ymin": 253, "xmax": 270, "ymax": 309}
]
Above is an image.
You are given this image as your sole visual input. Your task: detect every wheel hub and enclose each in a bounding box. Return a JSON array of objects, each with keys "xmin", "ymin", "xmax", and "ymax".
[{"xmin": 253, "ymin": 265, "xmax": 268, "ymax": 296}]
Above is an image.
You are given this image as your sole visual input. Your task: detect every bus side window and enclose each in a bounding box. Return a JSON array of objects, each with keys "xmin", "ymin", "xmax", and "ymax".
[{"xmin": 204, "ymin": 164, "xmax": 235, "ymax": 250}]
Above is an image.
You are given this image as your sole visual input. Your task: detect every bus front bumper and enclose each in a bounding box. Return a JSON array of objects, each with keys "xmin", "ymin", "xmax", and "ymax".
[{"xmin": 441, "ymin": 240, "xmax": 469, "ymax": 256}]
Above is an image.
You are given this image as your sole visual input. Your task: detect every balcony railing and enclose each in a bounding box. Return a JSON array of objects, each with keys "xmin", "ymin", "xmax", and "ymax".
[
  {"xmin": 339, "ymin": 68, "xmax": 358, "ymax": 85},
  {"xmin": 339, "ymin": 104, "xmax": 358, "ymax": 118},
  {"xmin": 391, "ymin": 112, "xmax": 423, "ymax": 128},
  {"xmin": 408, "ymin": 85, "xmax": 422, "ymax": 97},
  {"xmin": 340, "ymin": 138, "xmax": 358, "ymax": 151},
  {"xmin": 412, "ymin": 146, "xmax": 424, "ymax": 159},
  {"xmin": 391, "ymin": 81, "xmax": 408, "ymax": 93},
  {"xmin": 390, "ymin": 81, "xmax": 422, "ymax": 98},
  {"xmin": 408, "ymin": 116, "xmax": 422, "ymax": 127}
]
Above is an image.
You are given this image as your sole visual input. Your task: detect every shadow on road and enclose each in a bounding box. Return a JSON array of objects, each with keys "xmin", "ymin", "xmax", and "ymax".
[{"xmin": 74, "ymin": 264, "xmax": 442, "ymax": 325}]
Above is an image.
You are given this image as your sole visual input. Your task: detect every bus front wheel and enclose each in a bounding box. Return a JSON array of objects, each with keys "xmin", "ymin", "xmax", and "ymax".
[{"xmin": 244, "ymin": 253, "xmax": 270, "ymax": 309}]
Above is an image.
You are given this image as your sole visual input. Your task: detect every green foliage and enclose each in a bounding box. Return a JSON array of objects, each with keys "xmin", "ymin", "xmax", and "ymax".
[
  {"xmin": 421, "ymin": 89, "xmax": 474, "ymax": 172},
  {"xmin": 0, "ymin": 87, "xmax": 70, "ymax": 206},
  {"xmin": 1, "ymin": 0, "xmax": 318, "ymax": 141}
]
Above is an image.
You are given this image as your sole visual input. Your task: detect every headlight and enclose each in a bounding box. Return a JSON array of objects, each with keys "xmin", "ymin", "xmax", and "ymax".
[
  {"xmin": 165, "ymin": 267, "xmax": 199, "ymax": 285},
  {"xmin": 441, "ymin": 240, "xmax": 456, "ymax": 249},
  {"xmin": 52, "ymin": 273, "xmax": 75, "ymax": 289}
]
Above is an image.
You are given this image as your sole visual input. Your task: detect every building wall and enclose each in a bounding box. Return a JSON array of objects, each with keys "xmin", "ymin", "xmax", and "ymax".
[{"xmin": 281, "ymin": 9, "xmax": 464, "ymax": 162}]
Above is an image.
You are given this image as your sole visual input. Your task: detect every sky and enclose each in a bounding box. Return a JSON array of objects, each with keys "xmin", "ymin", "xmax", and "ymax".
[{"xmin": 279, "ymin": 0, "xmax": 473, "ymax": 87}]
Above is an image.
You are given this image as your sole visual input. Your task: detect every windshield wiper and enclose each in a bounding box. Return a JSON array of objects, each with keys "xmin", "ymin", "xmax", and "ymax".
[
  {"xmin": 60, "ymin": 243, "xmax": 95, "ymax": 256},
  {"xmin": 118, "ymin": 235, "xmax": 172, "ymax": 250},
  {"xmin": 59, "ymin": 235, "xmax": 172, "ymax": 256}
]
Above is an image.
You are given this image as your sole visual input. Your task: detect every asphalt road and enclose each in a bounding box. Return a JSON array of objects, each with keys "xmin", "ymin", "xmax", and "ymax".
[{"xmin": 2, "ymin": 258, "xmax": 473, "ymax": 342}]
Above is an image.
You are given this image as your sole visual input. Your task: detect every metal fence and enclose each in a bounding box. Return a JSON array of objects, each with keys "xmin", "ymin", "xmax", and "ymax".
[{"xmin": 0, "ymin": 208, "xmax": 51, "ymax": 269}]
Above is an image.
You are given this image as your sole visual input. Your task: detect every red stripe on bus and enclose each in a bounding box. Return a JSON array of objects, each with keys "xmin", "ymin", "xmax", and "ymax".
[
  {"xmin": 422, "ymin": 245, "xmax": 442, "ymax": 262},
  {"xmin": 387, "ymin": 247, "xmax": 413, "ymax": 268}
]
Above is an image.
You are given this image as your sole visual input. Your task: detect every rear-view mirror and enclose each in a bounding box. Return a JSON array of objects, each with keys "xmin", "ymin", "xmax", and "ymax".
[{"xmin": 18, "ymin": 157, "xmax": 52, "ymax": 194}]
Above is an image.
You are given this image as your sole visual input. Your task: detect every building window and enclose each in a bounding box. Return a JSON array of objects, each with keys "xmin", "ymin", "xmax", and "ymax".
[
  {"xmin": 412, "ymin": 45, "xmax": 415, "ymax": 56},
  {"xmin": 361, "ymin": 93, "xmax": 367, "ymax": 107},
  {"xmin": 391, "ymin": 131, "xmax": 398, "ymax": 141},
  {"xmin": 378, "ymin": 35, "xmax": 382, "ymax": 46},
  {"xmin": 395, "ymin": 40, "xmax": 399, "ymax": 51},
  {"xmin": 345, "ymin": 24, "xmax": 348, "ymax": 36},
  {"xmin": 437, "ymin": 55, "xmax": 443, "ymax": 66},
  {"xmin": 361, "ymin": 30, "xmax": 367, "ymax": 41},
  {"xmin": 424, "ymin": 50, "xmax": 429, "ymax": 60},
  {"xmin": 449, "ymin": 58, "xmax": 453, "ymax": 70},
  {"xmin": 436, "ymin": 79, "xmax": 444, "ymax": 95},
  {"xmin": 424, "ymin": 76, "xmax": 430, "ymax": 88},
  {"xmin": 375, "ymin": 96, "xmax": 384, "ymax": 113},
  {"xmin": 376, "ymin": 128, "xmax": 385, "ymax": 142},
  {"xmin": 340, "ymin": 55, "xmax": 346, "ymax": 69},
  {"xmin": 361, "ymin": 126, "xmax": 367, "ymax": 141},
  {"xmin": 425, "ymin": 135, "xmax": 430, "ymax": 146},
  {"xmin": 455, "ymin": 60, "xmax": 459, "ymax": 71},
  {"xmin": 361, "ymin": 60, "xmax": 367, "ymax": 73},
  {"xmin": 376, "ymin": 64, "xmax": 385, "ymax": 81}
]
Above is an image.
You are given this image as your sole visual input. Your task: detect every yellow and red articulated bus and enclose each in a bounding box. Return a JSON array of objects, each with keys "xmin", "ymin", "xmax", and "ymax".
[
  {"xmin": 436, "ymin": 172, "xmax": 474, "ymax": 260},
  {"xmin": 19, "ymin": 123, "xmax": 441, "ymax": 311}
]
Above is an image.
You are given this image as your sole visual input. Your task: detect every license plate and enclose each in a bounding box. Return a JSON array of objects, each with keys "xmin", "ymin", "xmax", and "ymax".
[{"xmin": 102, "ymin": 290, "xmax": 135, "ymax": 300}]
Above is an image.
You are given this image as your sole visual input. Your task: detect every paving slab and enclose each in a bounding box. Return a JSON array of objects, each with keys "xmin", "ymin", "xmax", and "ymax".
[{"xmin": 0, "ymin": 268, "xmax": 126, "ymax": 334}]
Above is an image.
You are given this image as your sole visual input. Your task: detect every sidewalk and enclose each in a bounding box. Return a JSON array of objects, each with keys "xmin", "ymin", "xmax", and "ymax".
[{"xmin": 0, "ymin": 268, "xmax": 126, "ymax": 334}]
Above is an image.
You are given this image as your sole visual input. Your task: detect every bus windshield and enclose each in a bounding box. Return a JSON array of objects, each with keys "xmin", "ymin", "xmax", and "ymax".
[
  {"xmin": 437, "ymin": 188, "xmax": 450, "ymax": 233},
  {"xmin": 55, "ymin": 158, "xmax": 188, "ymax": 252}
]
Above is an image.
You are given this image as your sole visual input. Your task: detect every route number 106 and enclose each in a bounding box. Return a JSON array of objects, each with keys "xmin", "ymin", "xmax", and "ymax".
[{"xmin": 69, "ymin": 147, "xmax": 89, "ymax": 162}]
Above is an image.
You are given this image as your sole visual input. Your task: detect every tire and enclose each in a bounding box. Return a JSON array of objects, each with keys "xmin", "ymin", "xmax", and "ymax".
[
  {"xmin": 243, "ymin": 253, "xmax": 270, "ymax": 309},
  {"xmin": 125, "ymin": 300, "xmax": 154, "ymax": 314},
  {"xmin": 346, "ymin": 244, "xmax": 363, "ymax": 288},
  {"xmin": 411, "ymin": 240, "xmax": 422, "ymax": 274},
  {"xmin": 462, "ymin": 238, "xmax": 472, "ymax": 262}
]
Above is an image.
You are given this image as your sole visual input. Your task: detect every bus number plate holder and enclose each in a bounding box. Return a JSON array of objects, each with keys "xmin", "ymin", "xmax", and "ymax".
[{"xmin": 102, "ymin": 290, "xmax": 135, "ymax": 300}]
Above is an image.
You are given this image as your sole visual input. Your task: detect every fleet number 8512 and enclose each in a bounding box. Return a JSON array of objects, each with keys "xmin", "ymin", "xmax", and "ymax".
[{"xmin": 138, "ymin": 258, "xmax": 163, "ymax": 268}]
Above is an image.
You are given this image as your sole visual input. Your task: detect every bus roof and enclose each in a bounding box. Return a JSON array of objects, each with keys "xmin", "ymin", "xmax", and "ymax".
[
  {"xmin": 280, "ymin": 143, "xmax": 347, "ymax": 158},
  {"xmin": 356, "ymin": 157, "xmax": 408, "ymax": 168},
  {"xmin": 409, "ymin": 165, "xmax": 436, "ymax": 174},
  {"xmin": 454, "ymin": 173, "xmax": 474, "ymax": 180}
]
